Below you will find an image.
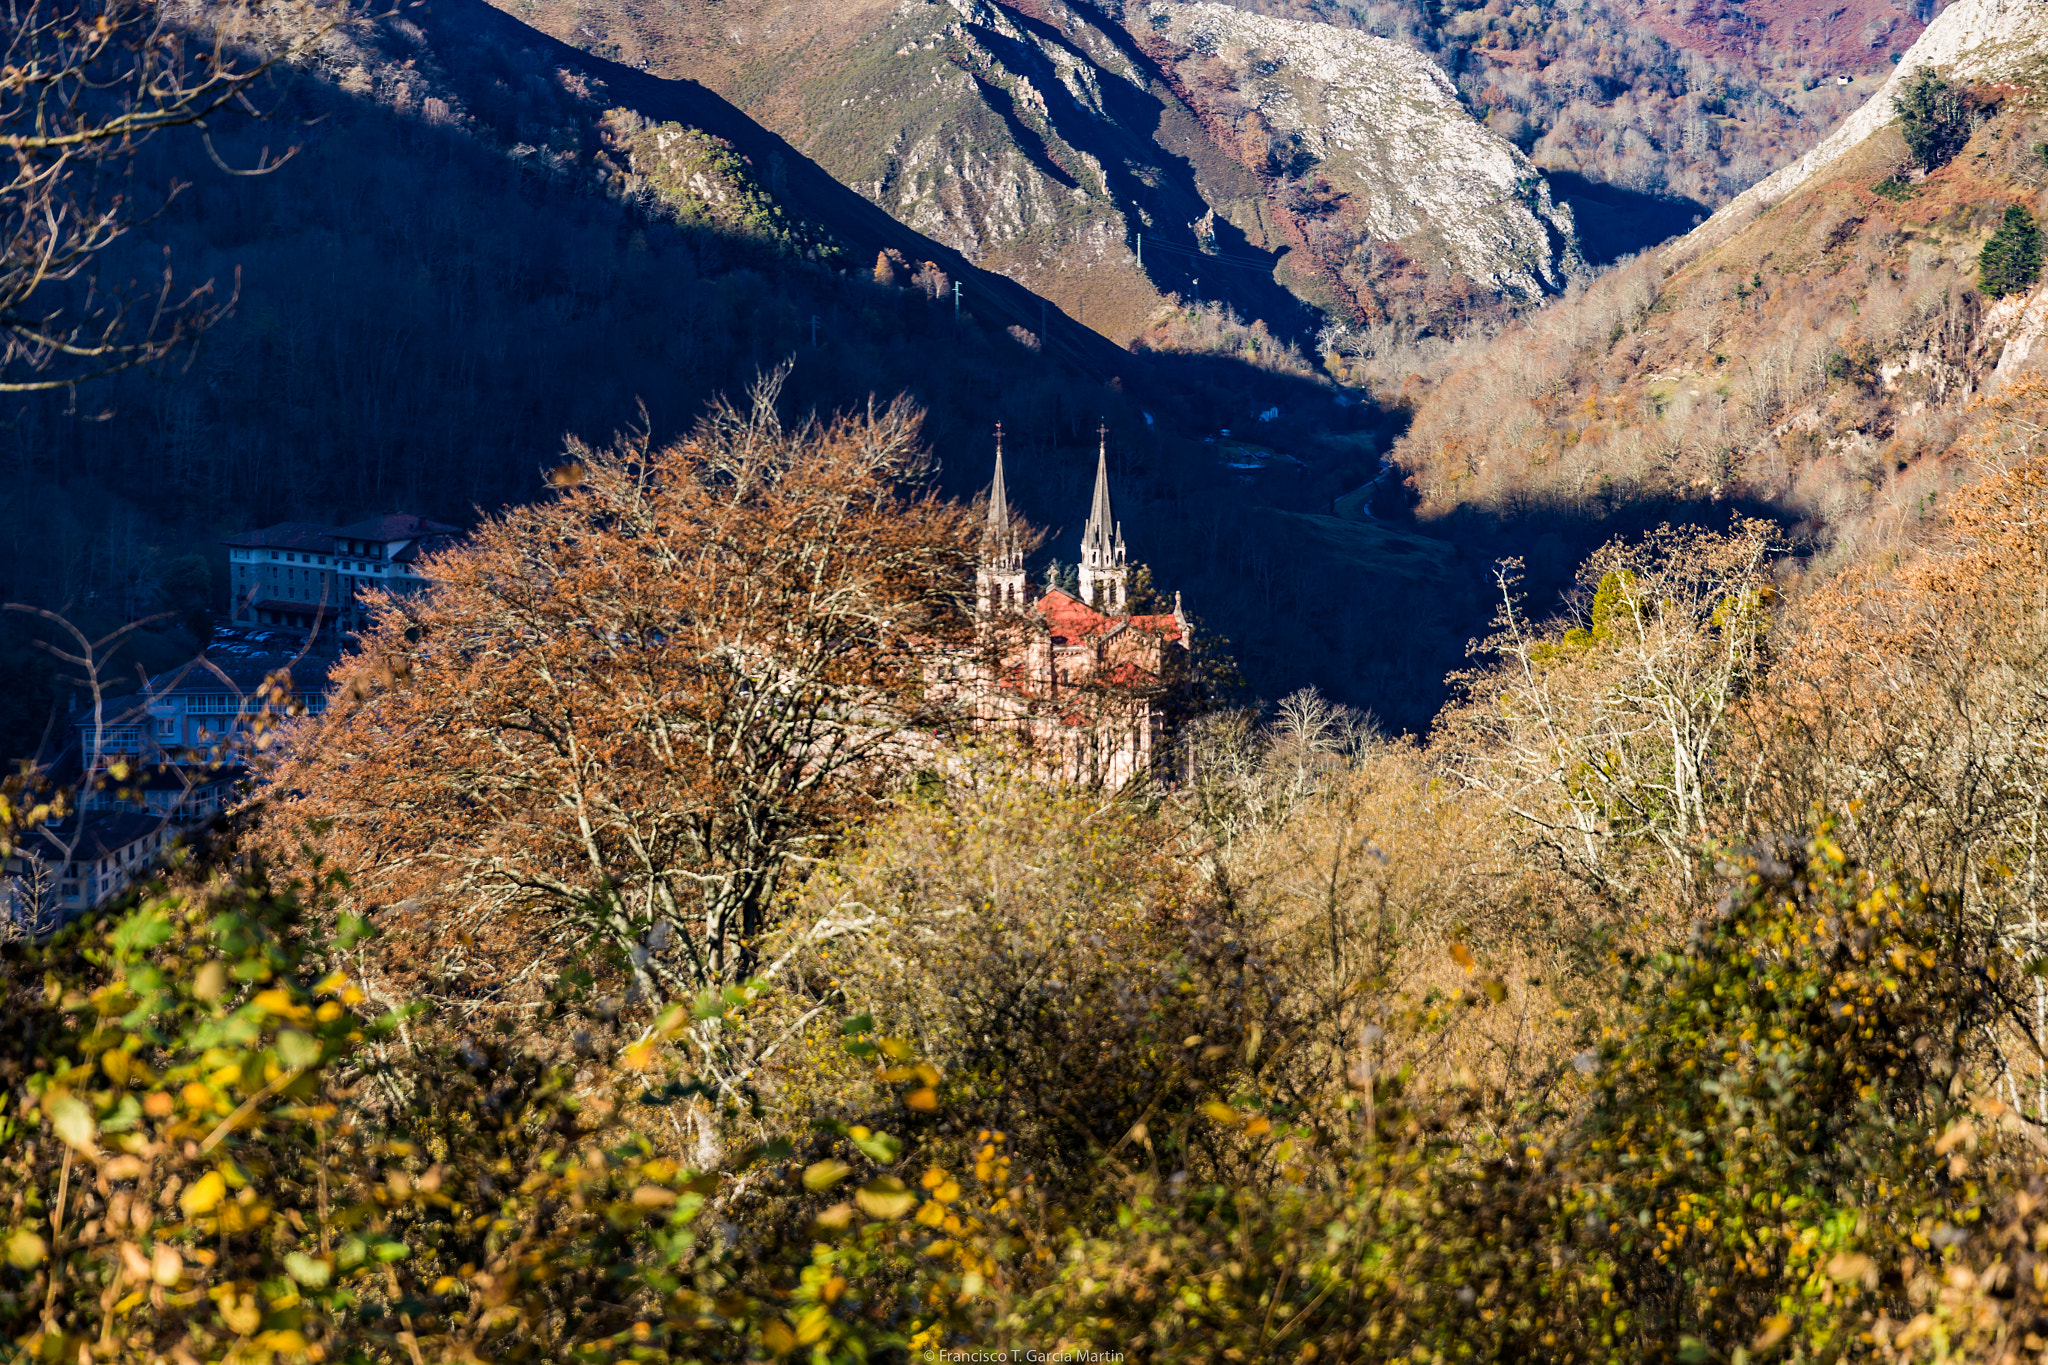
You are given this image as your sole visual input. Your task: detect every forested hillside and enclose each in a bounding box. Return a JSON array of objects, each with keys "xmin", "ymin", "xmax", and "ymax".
[
  {"xmin": 5, "ymin": 0, "xmax": 1975, "ymax": 761},
  {"xmin": 1226, "ymin": 0, "xmax": 1914, "ymax": 209},
  {"xmin": 0, "ymin": 0, "xmax": 1410, "ymax": 756}
]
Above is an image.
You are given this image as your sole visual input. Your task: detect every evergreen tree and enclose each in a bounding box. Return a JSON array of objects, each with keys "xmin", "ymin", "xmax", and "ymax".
[
  {"xmin": 1980, "ymin": 204, "xmax": 2043, "ymax": 299},
  {"xmin": 1891, "ymin": 67, "xmax": 1974, "ymax": 169}
]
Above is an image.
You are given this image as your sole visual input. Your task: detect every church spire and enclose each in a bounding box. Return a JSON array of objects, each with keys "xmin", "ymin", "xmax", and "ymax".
[
  {"xmin": 977, "ymin": 423, "xmax": 1027, "ymax": 617},
  {"xmin": 987, "ymin": 424, "xmax": 1020, "ymax": 547},
  {"xmin": 1078, "ymin": 422, "xmax": 1129, "ymax": 612}
]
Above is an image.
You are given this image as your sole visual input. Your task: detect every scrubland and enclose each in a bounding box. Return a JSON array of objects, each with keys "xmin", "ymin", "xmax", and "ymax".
[{"xmin": 7, "ymin": 343, "xmax": 2048, "ymax": 1358}]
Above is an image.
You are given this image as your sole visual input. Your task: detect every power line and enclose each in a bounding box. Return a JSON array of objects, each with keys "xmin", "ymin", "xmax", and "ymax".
[{"xmin": 1136, "ymin": 231, "xmax": 1277, "ymax": 272}]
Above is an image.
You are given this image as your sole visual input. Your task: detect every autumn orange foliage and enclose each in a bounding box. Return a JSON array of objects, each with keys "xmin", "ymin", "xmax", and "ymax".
[{"xmin": 267, "ymin": 376, "xmax": 979, "ymax": 1015}]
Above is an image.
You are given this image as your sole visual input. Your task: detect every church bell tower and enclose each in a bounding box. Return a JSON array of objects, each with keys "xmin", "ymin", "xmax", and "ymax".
[
  {"xmin": 1078, "ymin": 424, "xmax": 1128, "ymax": 613},
  {"xmin": 977, "ymin": 424, "xmax": 1028, "ymax": 617}
]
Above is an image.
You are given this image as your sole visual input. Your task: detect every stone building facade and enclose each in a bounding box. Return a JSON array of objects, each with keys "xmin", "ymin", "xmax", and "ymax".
[
  {"xmin": 222, "ymin": 513, "xmax": 458, "ymax": 636},
  {"xmin": 952, "ymin": 428, "xmax": 1191, "ymax": 787}
]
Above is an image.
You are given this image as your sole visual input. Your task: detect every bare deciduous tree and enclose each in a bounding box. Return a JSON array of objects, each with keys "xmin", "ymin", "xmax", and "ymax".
[
  {"xmin": 1440, "ymin": 519, "xmax": 1779, "ymax": 899},
  {"xmin": 272, "ymin": 376, "xmax": 980, "ymax": 1015},
  {"xmin": 0, "ymin": 0, "xmax": 352, "ymax": 391}
]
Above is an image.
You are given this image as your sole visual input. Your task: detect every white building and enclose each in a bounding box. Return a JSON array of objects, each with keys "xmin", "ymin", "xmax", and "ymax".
[{"xmin": 222, "ymin": 513, "xmax": 458, "ymax": 636}]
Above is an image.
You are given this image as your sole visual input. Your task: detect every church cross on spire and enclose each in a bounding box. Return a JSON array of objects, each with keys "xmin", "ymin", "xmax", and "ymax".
[{"xmin": 985, "ymin": 422, "xmax": 1011, "ymax": 540}]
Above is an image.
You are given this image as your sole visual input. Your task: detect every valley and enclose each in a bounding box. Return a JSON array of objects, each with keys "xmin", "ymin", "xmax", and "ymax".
[{"xmin": 0, "ymin": 0, "xmax": 2035, "ymax": 753}]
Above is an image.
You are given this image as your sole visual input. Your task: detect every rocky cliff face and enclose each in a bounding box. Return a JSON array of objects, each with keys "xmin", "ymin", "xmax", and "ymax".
[
  {"xmin": 781, "ymin": 0, "xmax": 1183, "ymax": 327},
  {"xmin": 490, "ymin": 0, "xmax": 1587, "ymax": 340},
  {"xmin": 1690, "ymin": 0, "xmax": 2048, "ymax": 247},
  {"xmin": 1143, "ymin": 2, "xmax": 1583, "ymax": 301}
]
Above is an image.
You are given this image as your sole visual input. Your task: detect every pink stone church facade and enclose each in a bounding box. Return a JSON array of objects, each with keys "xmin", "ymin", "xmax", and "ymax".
[{"xmin": 949, "ymin": 428, "xmax": 1192, "ymax": 787}]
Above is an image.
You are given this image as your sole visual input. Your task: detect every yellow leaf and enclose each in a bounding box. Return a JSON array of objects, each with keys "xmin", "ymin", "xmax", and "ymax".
[
  {"xmin": 43, "ymin": 1092, "xmax": 97, "ymax": 1153},
  {"xmin": 251, "ymin": 988, "xmax": 305, "ymax": 1020},
  {"xmin": 811, "ymin": 1202, "xmax": 855, "ymax": 1232},
  {"xmin": 1753, "ymin": 1315, "xmax": 1792, "ymax": 1351},
  {"xmin": 220, "ymin": 1292, "xmax": 262, "ymax": 1334},
  {"xmin": 151, "ymin": 1243, "xmax": 183, "ymax": 1286},
  {"xmin": 761, "ymin": 1319, "xmax": 797, "ymax": 1356},
  {"xmin": 1201, "ymin": 1100, "xmax": 1240, "ymax": 1126},
  {"xmin": 631, "ymin": 1185, "xmax": 677, "ymax": 1208},
  {"xmin": 1449, "ymin": 942, "xmax": 1476, "ymax": 972},
  {"xmin": 5, "ymin": 1229, "xmax": 46, "ymax": 1269},
  {"xmin": 181, "ymin": 1170, "xmax": 227, "ymax": 1216},
  {"xmin": 802, "ymin": 1160, "xmax": 852, "ymax": 1193},
  {"xmin": 193, "ymin": 962, "xmax": 228, "ymax": 1002},
  {"xmin": 904, "ymin": 1087, "xmax": 939, "ymax": 1112},
  {"xmin": 793, "ymin": 1305, "xmax": 832, "ymax": 1346},
  {"xmin": 855, "ymin": 1176, "xmax": 918, "ymax": 1220}
]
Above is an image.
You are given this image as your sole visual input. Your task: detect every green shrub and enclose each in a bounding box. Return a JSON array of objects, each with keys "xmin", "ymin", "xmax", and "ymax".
[
  {"xmin": 0, "ymin": 870, "xmax": 803, "ymax": 1361},
  {"xmin": 994, "ymin": 825, "xmax": 2029, "ymax": 1363},
  {"xmin": 1980, "ymin": 204, "xmax": 2044, "ymax": 298},
  {"xmin": 1892, "ymin": 68, "xmax": 1975, "ymax": 169}
]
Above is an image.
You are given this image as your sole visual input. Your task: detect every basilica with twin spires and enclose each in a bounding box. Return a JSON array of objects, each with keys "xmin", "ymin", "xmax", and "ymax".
[{"xmin": 950, "ymin": 426, "xmax": 1192, "ymax": 788}]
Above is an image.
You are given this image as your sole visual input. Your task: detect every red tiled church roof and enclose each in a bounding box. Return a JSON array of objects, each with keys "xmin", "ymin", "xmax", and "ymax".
[
  {"xmin": 1032, "ymin": 589, "xmax": 1183, "ymax": 646},
  {"xmin": 1130, "ymin": 612, "xmax": 1183, "ymax": 640}
]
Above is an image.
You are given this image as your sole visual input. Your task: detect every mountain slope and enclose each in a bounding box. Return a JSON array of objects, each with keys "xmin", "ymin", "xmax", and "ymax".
[
  {"xmin": 1376, "ymin": 0, "xmax": 2048, "ymax": 611},
  {"xmin": 1141, "ymin": 1, "xmax": 1582, "ymax": 314},
  {"xmin": 487, "ymin": 0, "xmax": 1586, "ymax": 339},
  {"xmin": 1695, "ymin": 0, "xmax": 2048, "ymax": 246}
]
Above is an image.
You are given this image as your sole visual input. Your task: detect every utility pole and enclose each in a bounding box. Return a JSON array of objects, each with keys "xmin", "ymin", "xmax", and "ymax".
[
  {"xmin": 1137, "ymin": 232, "xmax": 1143, "ymax": 267},
  {"xmin": 953, "ymin": 281, "xmax": 961, "ymax": 320},
  {"xmin": 810, "ymin": 314, "xmax": 820, "ymax": 347}
]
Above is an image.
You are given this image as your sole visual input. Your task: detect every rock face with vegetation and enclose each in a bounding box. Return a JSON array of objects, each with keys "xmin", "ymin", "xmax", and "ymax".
[
  {"xmin": 1700, "ymin": 0, "xmax": 2048, "ymax": 239},
  {"xmin": 1144, "ymin": 1, "xmax": 1584, "ymax": 305},
  {"xmin": 601, "ymin": 114, "xmax": 846, "ymax": 264},
  {"xmin": 491, "ymin": 0, "xmax": 1584, "ymax": 340}
]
